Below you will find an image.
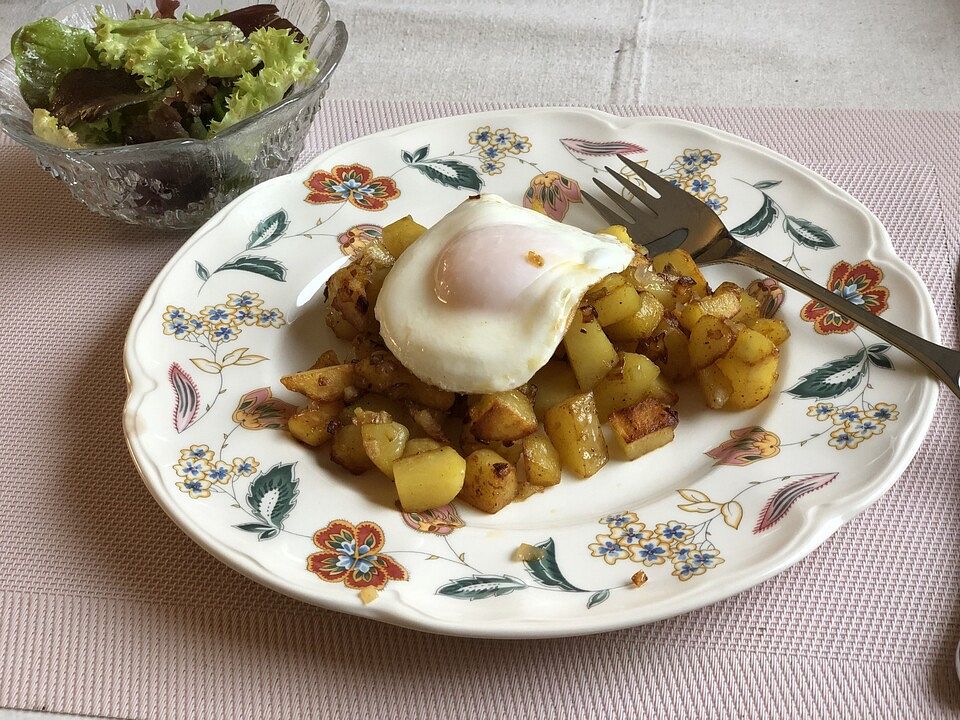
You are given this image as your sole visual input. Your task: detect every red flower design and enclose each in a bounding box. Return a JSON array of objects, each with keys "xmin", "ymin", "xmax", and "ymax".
[
  {"xmin": 522, "ymin": 171, "xmax": 582, "ymax": 221},
  {"xmin": 306, "ymin": 519, "xmax": 408, "ymax": 590},
  {"xmin": 304, "ymin": 164, "xmax": 400, "ymax": 211},
  {"xmin": 800, "ymin": 260, "xmax": 889, "ymax": 335}
]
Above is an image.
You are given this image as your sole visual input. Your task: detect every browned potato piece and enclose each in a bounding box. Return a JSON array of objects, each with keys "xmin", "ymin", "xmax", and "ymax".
[
  {"xmin": 544, "ymin": 392, "xmax": 608, "ymax": 478},
  {"xmin": 697, "ymin": 364, "xmax": 733, "ymax": 409},
  {"xmin": 743, "ymin": 317, "xmax": 791, "ymax": 346},
  {"xmin": 679, "ymin": 289, "xmax": 741, "ymax": 332},
  {"xmin": 598, "ymin": 224, "xmax": 633, "ymax": 246},
  {"xmin": 520, "ymin": 428, "xmax": 561, "ymax": 487},
  {"xmin": 661, "ymin": 326, "xmax": 693, "ymax": 381},
  {"xmin": 394, "ymin": 447, "xmax": 466, "ymax": 512},
  {"xmin": 647, "ymin": 375, "xmax": 680, "ymax": 406},
  {"xmin": 356, "ymin": 351, "xmax": 454, "ymax": 410},
  {"xmin": 281, "ymin": 364, "xmax": 357, "ymax": 402},
  {"xmin": 514, "ymin": 483, "xmax": 544, "ymax": 501},
  {"xmin": 628, "ymin": 267, "xmax": 678, "ymax": 310},
  {"xmin": 688, "ymin": 315, "xmax": 737, "ymax": 370},
  {"xmin": 331, "ymin": 424, "xmax": 374, "ymax": 474},
  {"xmin": 715, "ymin": 329, "xmax": 780, "ymax": 409},
  {"xmin": 310, "ymin": 350, "xmax": 341, "ymax": 369},
  {"xmin": 531, "ymin": 361, "xmax": 580, "ymax": 420},
  {"xmin": 403, "ymin": 378, "xmax": 456, "ymax": 411},
  {"xmin": 360, "ymin": 421, "xmax": 410, "ymax": 478},
  {"xmin": 340, "ymin": 394, "xmax": 409, "ymax": 426},
  {"xmin": 381, "ymin": 215, "xmax": 427, "ymax": 258},
  {"xmin": 402, "ymin": 437, "xmax": 444, "ymax": 457},
  {"xmin": 605, "ymin": 291, "xmax": 665, "ymax": 341},
  {"xmin": 593, "ymin": 352, "xmax": 661, "ymax": 420},
  {"xmin": 563, "ymin": 311, "xmax": 619, "ymax": 390},
  {"xmin": 469, "ymin": 390, "xmax": 538, "ymax": 442},
  {"xmin": 608, "ymin": 398, "xmax": 678, "ymax": 460},
  {"xmin": 326, "ymin": 261, "xmax": 374, "ymax": 331},
  {"xmin": 407, "ymin": 403, "xmax": 448, "ymax": 441},
  {"xmin": 461, "ymin": 449, "xmax": 519, "ymax": 513},
  {"xmin": 287, "ymin": 401, "xmax": 342, "ymax": 446},
  {"xmin": 651, "ymin": 249, "xmax": 708, "ymax": 297},
  {"xmin": 592, "ymin": 283, "xmax": 642, "ymax": 327},
  {"xmin": 351, "ymin": 333, "xmax": 382, "ymax": 359},
  {"xmin": 460, "ymin": 420, "xmax": 524, "ymax": 463},
  {"xmin": 585, "ymin": 273, "xmax": 626, "ymax": 301}
]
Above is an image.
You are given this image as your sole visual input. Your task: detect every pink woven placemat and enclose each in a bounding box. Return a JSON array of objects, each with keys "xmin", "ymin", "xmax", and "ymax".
[{"xmin": 2, "ymin": 101, "xmax": 959, "ymax": 720}]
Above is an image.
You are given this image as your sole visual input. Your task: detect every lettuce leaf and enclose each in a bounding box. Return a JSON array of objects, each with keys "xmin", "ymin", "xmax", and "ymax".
[
  {"xmin": 50, "ymin": 67, "xmax": 159, "ymax": 126},
  {"xmin": 208, "ymin": 28, "xmax": 316, "ymax": 135},
  {"xmin": 94, "ymin": 9, "xmax": 256, "ymax": 88},
  {"xmin": 32, "ymin": 108, "xmax": 81, "ymax": 148},
  {"xmin": 11, "ymin": 19, "xmax": 98, "ymax": 109}
]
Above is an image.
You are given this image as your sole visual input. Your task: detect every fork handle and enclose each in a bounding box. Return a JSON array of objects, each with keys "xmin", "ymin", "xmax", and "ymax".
[{"xmin": 716, "ymin": 237, "xmax": 960, "ymax": 399}]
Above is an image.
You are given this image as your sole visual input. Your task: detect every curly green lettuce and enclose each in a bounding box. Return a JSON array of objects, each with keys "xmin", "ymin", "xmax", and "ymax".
[
  {"xmin": 208, "ymin": 27, "xmax": 317, "ymax": 136},
  {"xmin": 32, "ymin": 108, "xmax": 81, "ymax": 148},
  {"xmin": 93, "ymin": 9, "xmax": 257, "ymax": 89},
  {"xmin": 11, "ymin": 19, "xmax": 98, "ymax": 108}
]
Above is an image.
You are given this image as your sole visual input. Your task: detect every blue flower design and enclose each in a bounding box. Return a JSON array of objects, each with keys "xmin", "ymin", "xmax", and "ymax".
[
  {"xmin": 634, "ymin": 540, "xmax": 668, "ymax": 565},
  {"xmin": 705, "ymin": 196, "xmax": 723, "ymax": 211},
  {"xmin": 164, "ymin": 319, "xmax": 190, "ymax": 338},
  {"xmin": 835, "ymin": 408, "xmax": 863, "ymax": 424},
  {"xmin": 213, "ymin": 325, "xmax": 237, "ymax": 343},
  {"xmin": 838, "ymin": 282, "xmax": 866, "ymax": 305},
  {"xmin": 689, "ymin": 177, "xmax": 712, "ymax": 194},
  {"xmin": 690, "ymin": 550, "xmax": 722, "ymax": 569},
  {"xmin": 601, "ymin": 512, "xmax": 637, "ymax": 528}
]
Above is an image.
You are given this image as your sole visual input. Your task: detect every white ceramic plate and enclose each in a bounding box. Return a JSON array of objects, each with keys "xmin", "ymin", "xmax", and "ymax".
[{"xmin": 124, "ymin": 108, "xmax": 938, "ymax": 638}]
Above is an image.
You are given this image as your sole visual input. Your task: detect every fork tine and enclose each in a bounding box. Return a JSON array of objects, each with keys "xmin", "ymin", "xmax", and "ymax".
[
  {"xmin": 581, "ymin": 190, "xmax": 629, "ymax": 226},
  {"xmin": 591, "ymin": 178, "xmax": 640, "ymax": 221},
  {"xmin": 616, "ymin": 154, "xmax": 676, "ymax": 195},
  {"xmin": 603, "ymin": 166, "xmax": 658, "ymax": 213}
]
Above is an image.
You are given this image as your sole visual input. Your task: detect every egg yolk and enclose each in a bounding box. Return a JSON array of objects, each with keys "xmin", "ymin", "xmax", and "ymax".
[{"xmin": 433, "ymin": 224, "xmax": 565, "ymax": 310}]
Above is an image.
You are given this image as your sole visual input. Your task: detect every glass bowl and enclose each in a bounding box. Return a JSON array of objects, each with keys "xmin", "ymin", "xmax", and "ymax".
[{"xmin": 0, "ymin": 0, "xmax": 347, "ymax": 230}]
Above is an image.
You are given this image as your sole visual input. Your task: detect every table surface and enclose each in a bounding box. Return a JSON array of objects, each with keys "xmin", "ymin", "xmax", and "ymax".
[{"xmin": 1, "ymin": 1, "xmax": 959, "ymax": 719}]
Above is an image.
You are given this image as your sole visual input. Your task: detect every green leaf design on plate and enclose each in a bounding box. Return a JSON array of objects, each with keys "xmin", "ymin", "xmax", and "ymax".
[
  {"xmin": 786, "ymin": 348, "xmax": 867, "ymax": 400},
  {"xmin": 784, "ymin": 215, "xmax": 837, "ymax": 250},
  {"xmin": 246, "ymin": 209, "xmax": 289, "ymax": 250},
  {"xmin": 244, "ymin": 462, "xmax": 299, "ymax": 531},
  {"xmin": 195, "ymin": 261, "xmax": 209, "ymax": 281},
  {"xmin": 235, "ymin": 521, "xmax": 280, "ymax": 540},
  {"xmin": 409, "ymin": 159, "xmax": 483, "ymax": 192},
  {"xmin": 436, "ymin": 574, "xmax": 527, "ymax": 600},
  {"xmin": 586, "ymin": 589, "xmax": 610, "ymax": 609},
  {"xmin": 215, "ymin": 256, "xmax": 286, "ymax": 282},
  {"xmin": 523, "ymin": 538, "xmax": 584, "ymax": 592},
  {"xmin": 752, "ymin": 180, "xmax": 781, "ymax": 190},
  {"xmin": 731, "ymin": 193, "xmax": 778, "ymax": 238},
  {"xmin": 866, "ymin": 343, "xmax": 894, "ymax": 370}
]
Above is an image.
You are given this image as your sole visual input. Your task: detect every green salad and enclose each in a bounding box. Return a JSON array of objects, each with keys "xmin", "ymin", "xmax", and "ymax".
[{"xmin": 11, "ymin": 1, "xmax": 317, "ymax": 148}]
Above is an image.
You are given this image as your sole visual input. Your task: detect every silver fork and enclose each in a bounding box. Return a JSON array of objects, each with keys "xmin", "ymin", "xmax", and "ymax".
[{"xmin": 583, "ymin": 155, "xmax": 960, "ymax": 399}]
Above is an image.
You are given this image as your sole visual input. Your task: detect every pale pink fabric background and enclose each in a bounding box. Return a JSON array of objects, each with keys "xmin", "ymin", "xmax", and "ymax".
[{"xmin": 1, "ymin": 101, "xmax": 959, "ymax": 719}]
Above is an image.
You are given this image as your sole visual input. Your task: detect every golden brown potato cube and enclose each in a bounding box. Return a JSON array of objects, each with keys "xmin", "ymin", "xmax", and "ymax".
[
  {"xmin": 651, "ymin": 249, "xmax": 708, "ymax": 297},
  {"xmin": 281, "ymin": 364, "xmax": 357, "ymax": 402},
  {"xmin": 660, "ymin": 327, "xmax": 693, "ymax": 381},
  {"xmin": 592, "ymin": 283, "xmax": 642, "ymax": 327},
  {"xmin": 402, "ymin": 437, "xmax": 444, "ymax": 457},
  {"xmin": 679, "ymin": 290, "xmax": 741, "ymax": 332},
  {"xmin": 459, "ymin": 420, "xmax": 524, "ymax": 463},
  {"xmin": 544, "ymin": 392, "xmax": 608, "ymax": 478},
  {"xmin": 340, "ymin": 394, "xmax": 409, "ymax": 426},
  {"xmin": 381, "ymin": 215, "xmax": 427, "ymax": 258},
  {"xmin": 520, "ymin": 428, "xmax": 562, "ymax": 487},
  {"xmin": 605, "ymin": 292, "xmax": 665, "ymax": 341},
  {"xmin": 325, "ymin": 308, "xmax": 359, "ymax": 340},
  {"xmin": 628, "ymin": 267, "xmax": 678, "ymax": 309},
  {"xmin": 310, "ymin": 350, "xmax": 341, "ymax": 369},
  {"xmin": 647, "ymin": 375, "xmax": 680, "ymax": 406},
  {"xmin": 469, "ymin": 390, "xmax": 538, "ymax": 442},
  {"xmin": 608, "ymin": 398, "xmax": 679, "ymax": 460},
  {"xmin": 330, "ymin": 424, "xmax": 374, "ymax": 475},
  {"xmin": 598, "ymin": 224, "xmax": 633, "ymax": 246},
  {"xmin": 327, "ymin": 261, "xmax": 373, "ymax": 330},
  {"xmin": 531, "ymin": 361, "xmax": 580, "ymax": 420},
  {"xmin": 688, "ymin": 315, "xmax": 737, "ymax": 370},
  {"xmin": 393, "ymin": 447, "xmax": 466, "ymax": 512},
  {"xmin": 514, "ymin": 482, "xmax": 544, "ymax": 502},
  {"xmin": 734, "ymin": 292, "xmax": 761, "ymax": 322},
  {"xmin": 726, "ymin": 327, "xmax": 778, "ymax": 364},
  {"xmin": 563, "ymin": 312, "xmax": 619, "ymax": 390},
  {"xmin": 360, "ymin": 421, "xmax": 410, "ymax": 479},
  {"xmin": 743, "ymin": 317, "xmax": 791, "ymax": 345},
  {"xmin": 355, "ymin": 351, "xmax": 413, "ymax": 393},
  {"xmin": 351, "ymin": 333, "xmax": 382, "ymax": 359},
  {"xmin": 407, "ymin": 403, "xmax": 448, "ymax": 441},
  {"xmin": 585, "ymin": 273, "xmax": 627, "ymax": 302},
  {"xmin": 461, "ymin": 449, "xmax": 518, "ymax": 513},
  {"xmin": 403, "ymin": 377, "xmax": 456, "ymax": 411},
  {"xmin": 697, "ymin": 364, "xmax": 733, "ymax": 409},
  {"xmin": 593, "ymin": 352, "xmax": 661, "ymax": 420},
  {"xmin": 715, "ymin": 329, "xmax": 780, "ymax": 410},
  {"xmin": 287, "ymin": 401, "xmax": 342, "ymax": 446}
]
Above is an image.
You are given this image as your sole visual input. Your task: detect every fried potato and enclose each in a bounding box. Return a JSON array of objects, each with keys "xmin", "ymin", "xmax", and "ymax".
[
  {"xmin": 604, "ymin": 291, "xmax": 665, "ymax": 341},
  {"xmin": 326, "ymin": 261, "xmax": 374, "ymax": 331},
  {"xmin": 356, "ymin": 351, "xmax": 454, "ymax": 410},
  {"xmin": 651, "ymin": 249, "xmax": 708, "ymax": 297},
  {"xmin": 459, "ymin": 420, "xmax": 524, "ymax": 463},
  {"xmin": 688, "ymin": 315, "xmax": 737, "ymax": 370},
  {"xmin": 715, "ymin": 329, "xmax": 780, "ymax": 409},
  {"xmin": 743, "ymin": 317, "xmax": 791, "ymax": 346},
  {"xmin": 381, "ymin": 215, "xmax": 427, "ymax": 258},
  {"xmin": 593, "ymin": 352, "xmax": 661, "ymax": 420},
  {"xmin": 310, "ymin": 350, "xmax": 341, "ymax": 369},
  {"xmin": 325, "ymin": 307, "xmax": 359, "ymax": 340},
  {"xmin": 281, "ymin": 364, "xmax": 357, "ymax": 402},
  {"xmin": 678, "ymin": 289, "xmax": 741, "ymax": 332},
  {"xmin": 287, "ymin": 401, "xmax": 342, "ymax": 446},
  {"xmin": 647, "ymin": 375, "xmax": 680, "ymax": 406},
  {"xmin": 660, "ymin": 326, "xmax": 693, "ymax": 381},
  {"xmin": 407, "ymin": 403, "xmax": 448, "ymax": 441},
  {"xmin": 592, "ymin": 283, "xmax": 642, "ymax": 327},
  {"xmin": 628, "ymin": 266, "xmax": 679, "ymax": 310},
  {"xmin": 514, "ymin": 482, "xmax": 545, "ymax": 502},
  {"xmin": 531, "ymin": 361, "xmax": 580, "ymax": 420},
  {"xmin": 544, "ymin": 392, "xmax": 607, "ymax": 478},
  {"xmin": 598, "ymin": 224, "xmax": 633, "ymax": 246},
  {"xmin": 394, "ymin": 447, "xmax": 466, "ymax": 512},
  {"xmin": 360, "ymin": 421, "xmax": 410, "ymax": 479},
  {"xmin": 330, "ymin": 424, "xmax": 374, "ymax": 474},
  {"xmin": 608, "ymin": 398, "xmax": 678, "ymax": 460},
  {"xmin": 402, "ymin": 437, "xmax": 444, "ymax": 457},
  {"xmin": 697, "ymin": 364, "xmax": 733, "ymax": 409},
  {"xmin": 461, "ymin": 449, "xmax": 518, "ymax": 513},
  {"xmin": 469, "ymin": 389, "xmax": 538, "ymax": 442},
  {"xmin": 520, "ymin": 427, "xmax": 561, "ymax": 487},
  {"xmin": 564, "ymin": 310, "xmax": 619, "ymax": 390}
]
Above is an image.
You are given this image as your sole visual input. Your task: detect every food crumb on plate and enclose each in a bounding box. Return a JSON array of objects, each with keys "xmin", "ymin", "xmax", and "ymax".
[
  {"xmin": 513, "ymin": 543, "xmax": 545, "ymax": 562},
  {"xmin": 358, "ymin": 587, "xmax": 379, "ymax": 604},
  {"xmin": 631, "ymin": 570, "xmax": 648, "ymax": 588}
]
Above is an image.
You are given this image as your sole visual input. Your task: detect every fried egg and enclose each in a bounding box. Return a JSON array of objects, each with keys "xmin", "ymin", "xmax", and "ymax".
[{"xmin": 375, "ymin": 194, "xmax": 634, "ymax": 393}]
